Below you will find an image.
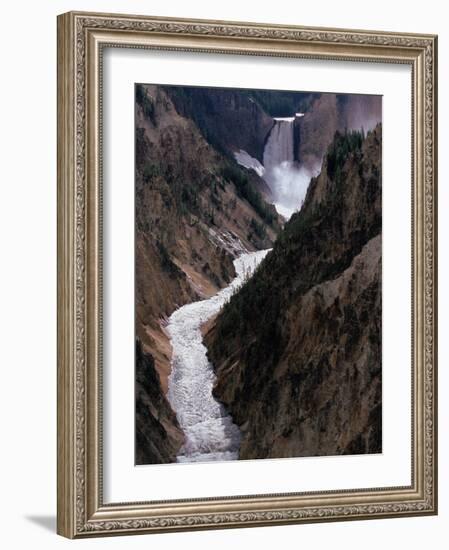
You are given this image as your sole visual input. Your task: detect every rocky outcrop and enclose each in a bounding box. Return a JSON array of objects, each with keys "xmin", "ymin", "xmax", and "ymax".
[
  {"xmin": 135, "ymin": 84, "xmax": 283, "ymax": 462},
  {"xmin": 294, "ymin": 93, "xmax": 381, "ymax": 170},
  {"xmin": 205, "ymin": 125, "xmax": 382, "ymax": 459},
  {"xmin": 163, "ymin": 86, "xmax": 274, "ymax": 163},
  {"xmin": 136, "ymin": 84, "xmax": 280, "ymax": 385},
  {"xmin": 135, "ymin": 340, "xmax": 184, "ymax": 464},
  {"xmin": 164, "ymin": 87, "xmax": 323, "ymax": 164}
]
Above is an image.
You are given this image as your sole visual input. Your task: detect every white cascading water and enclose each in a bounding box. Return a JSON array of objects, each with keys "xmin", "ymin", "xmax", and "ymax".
[
  {"xmin": 262, "ymin": 114, "xmax": 314, "ymax": 220},
  {"xmin": 167, "ymin": 248, "xmax": 270, "ymax": 463},
  {"xmin": 233, "ymin": 114, "xmax": 315, "ymax": 220},
  {"xmin": 263, "ymin": 117, "xmax": 295, "ymax": 171}
]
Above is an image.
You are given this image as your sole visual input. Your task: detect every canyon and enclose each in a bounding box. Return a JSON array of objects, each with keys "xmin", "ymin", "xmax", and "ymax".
[
  {"xmin": 135, "ymin": 83, "xmax": 382, "ymax": 464},
  {"xmin": 205, "ymin": 125, "xmax": 382, "ymax": 459}
]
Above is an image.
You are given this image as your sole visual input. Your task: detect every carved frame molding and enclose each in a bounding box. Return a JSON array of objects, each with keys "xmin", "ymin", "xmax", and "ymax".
[{"xmin": 57, "ymin": 11, "xmax": 437, "ymax": 538}]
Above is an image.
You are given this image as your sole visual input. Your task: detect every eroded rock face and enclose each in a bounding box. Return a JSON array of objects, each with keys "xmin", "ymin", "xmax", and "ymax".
[
  {"xmin": 135, "ymin": 340, "xmax": 185, "ymax": 464},
  {"xmin": 236, "ymin": 235, "xmax": 381, "ymax": 459},
  {"xmin": 294, "ymin": 93, "xmax": 382, "ymax": 171},
  {"xmin": 135, "ymin": 84, "xmax": 282, "ymax": 462},
  {"xmin": 205, "ymin": 125, "xmax": 382, "ymax": 459},
  {"xmin": 136, "ymin": 84, "xmax": 280, "ymax": 387},
  {"xmin": 163, "ymin": 86, "xmax": 275, "ymax": 163}
]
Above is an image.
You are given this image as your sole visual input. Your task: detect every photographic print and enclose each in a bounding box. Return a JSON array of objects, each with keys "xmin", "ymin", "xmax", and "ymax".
[
  {"xmin": 58, "ymin": 13, "xmax": 437, "ymax": 536},
  {"xmin": 135, "ymin": 83, "xmax": 382, "ymax": 465}
]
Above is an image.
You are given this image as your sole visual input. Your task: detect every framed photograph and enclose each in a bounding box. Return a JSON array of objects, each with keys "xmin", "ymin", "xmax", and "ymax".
[{"xmin": 57, "ymin": 11, "xmax": 438, "ymax": 538}]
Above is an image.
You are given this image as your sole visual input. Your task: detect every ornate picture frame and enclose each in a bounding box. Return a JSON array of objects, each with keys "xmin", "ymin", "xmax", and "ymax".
[{"xmin": 57, "ymin": 11, "xmax": 438, "ymax": 538}]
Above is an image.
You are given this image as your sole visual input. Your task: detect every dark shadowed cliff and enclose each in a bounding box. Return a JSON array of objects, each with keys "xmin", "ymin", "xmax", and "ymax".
[
  {"xmin": 163, "ymin": 86, "xmax": 317, "ymax": 163},
  {"xmin": 294, "ymin": 93, "xmax": 382, "ymax": 170},
  {"xmin": 135, "ymin": 83, "xmax": 281, "ymax": 388},
  {"xmin": 164, "ymin": 86, "xmax": 273, "ymax": 162},
  {"xmin": 135, "ymin": 340, "xmax": 184, "ymax": 464},
  {"xmin": 205, "ymin": 125, "xmax": 382, "ymax": 459},
  {"xmin": 135, "ymin": 84, "xmax": 282, "ymax": 460}
]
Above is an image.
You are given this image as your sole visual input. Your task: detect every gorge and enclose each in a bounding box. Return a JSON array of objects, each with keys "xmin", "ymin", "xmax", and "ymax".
[
  {"xmin": 135, "ymin": 83, "xmax": 382, "ymax": 464},
  {"xmin": 166, "ymin": 249, "xmax": 270, "ymax": 462},
  {"xmin": 261, "ymin": 114, "xmax": 312, "ymax": 219},
  {"xmin": 205, "ymin": 125, "xmax": 382, "ymax": 459}
]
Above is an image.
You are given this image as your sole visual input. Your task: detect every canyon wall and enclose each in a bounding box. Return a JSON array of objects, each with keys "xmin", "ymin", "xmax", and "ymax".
[
  {"xmin": 135, "ymin": 340, "xmax": 185, "ymax": 464},
  {"xmin": 205, "ymin": 125, "xmax": 382, "ymax": 459},
  {"xmin": 135, "ymin": 84, "xmax": 382, "ymax": 463},
  {"xmin": 294, "ymin": 93, "xmax": 382, "ymax": 170},
  {"xmin": 135, "ymin": 84, "xmax": 281, "ymax": 461}
]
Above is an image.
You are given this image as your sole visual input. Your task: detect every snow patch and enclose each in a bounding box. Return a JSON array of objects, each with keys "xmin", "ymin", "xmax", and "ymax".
[{"xmin": 233, "ymin": 149, "xmax": 265, "ymax": 178}]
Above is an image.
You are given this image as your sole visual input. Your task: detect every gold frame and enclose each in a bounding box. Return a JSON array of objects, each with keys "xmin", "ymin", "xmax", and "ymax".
[{"xmin": 57, "ymin": 10, "xmax": 438, "ymax": 538}]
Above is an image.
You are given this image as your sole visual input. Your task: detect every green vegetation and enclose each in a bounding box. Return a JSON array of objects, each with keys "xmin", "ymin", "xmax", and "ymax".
[
  {"xmin": 249, "ymin": 218, "xmax": 267, "ymax": 240},
  {"xmin": 208, "ymin": 126, "xmax": 382, "ymax": 374},
  {"xmin": 156, "ymin": 239, "xmax": 181, "ymax": 277},
  {"xmin": 142, "ymin": 162, "xmax": 162, "ymax": 183},
  {"xmin": 180, "ymin": 185, "xmax": 199, "ymax": 214},
  {"xmin": 162, "ymin": 86, "xmax": 319, "ymax": 165},
  {"xmin": 136, "ymin": 84, "xmax": 156, "ymax": 124},
  {"xmin": 248, "ymin": 90, "xmax": 319, "ymax": 118},
  {"xmin": 326, "ymin": 129, "xmax": 364, "ymax": 181},
  {"xmin": 220, "ymin": 163, "xmax": 275, "ymax": 226}
]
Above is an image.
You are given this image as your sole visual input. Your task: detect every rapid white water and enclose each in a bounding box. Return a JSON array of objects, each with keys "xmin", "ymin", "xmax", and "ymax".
[
  {"xmin": 263, "ymin": 117, "xmax": 295, "ymax": 172},
  {"xmin": 262, "ymin": 114, "xmax": 316, "ymax": 220},
  {"xmin": 166, "ymin": 248, "xmax": 270, "ymax": 463}
]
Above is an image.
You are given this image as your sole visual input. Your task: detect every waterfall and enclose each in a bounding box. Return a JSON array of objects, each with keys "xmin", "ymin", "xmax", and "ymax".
[
  {"xmin": 263, "ymin": 117, "xmax": 295, "ymax": 177},
  {"xmin": 262, "ymin": 114, "xmax": 314, "ymax": 220},
  {"xmin": 233, "ymin": 113, "xmax": 314, "ymax": 220}
]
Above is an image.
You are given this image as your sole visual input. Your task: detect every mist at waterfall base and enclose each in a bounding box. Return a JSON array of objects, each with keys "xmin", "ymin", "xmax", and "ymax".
[
  {"xmin": 264, "ymin": 161, "xmax": 318, "ymax": 220},
  {"xmin": 235, "ymin": 115, "xmax": 319, "ymax": 220}
]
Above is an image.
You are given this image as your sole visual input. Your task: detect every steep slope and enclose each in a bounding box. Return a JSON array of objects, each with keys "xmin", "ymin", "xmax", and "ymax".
[
  {"xmin": 136, "ymin": 84, "xmax": 280, "ymax": 383},
  {"xmin": 294, "ymin": 93, "xmax": 382, "ymax": 170},
  {"xmin": 205, "ymin": 125, "xmax": 382, "ymax": 459},
  {"xmin": 135, "ymin": 84, "xmax": 282, "ymax": 462},
  {"xmin": 164, "ymin": 86, "xmax": 318, "ymax": 163},
  {"xmin": 163, "ymin": 85, "xmax": 273, "ymax": 163},
  {"xmin": 135, "ymin": 340, "xmax": 184, "ymax": 464}
]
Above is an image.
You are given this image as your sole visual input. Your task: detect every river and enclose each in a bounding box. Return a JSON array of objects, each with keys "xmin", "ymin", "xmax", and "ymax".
[{"xmin": 166, "ymin": 248, "xmax": 270, "ymax": 463}]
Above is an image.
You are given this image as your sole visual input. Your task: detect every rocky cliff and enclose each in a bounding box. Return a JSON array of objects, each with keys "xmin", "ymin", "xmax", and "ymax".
[
  {"xmin": 135, "ymin": 340, "xmax": 184, "ymax": 464},
  {"xmin": 164, "ymin": 86, "xmax": 317, "ymax": 164},
  {"xmin": 205, "ymin": 125, "xmax": 382, "ymax": 459},
  {"xmin": 135, "ymin": 84, "xmax": 282, "ymax": 462},
  {"xmin": 294, "ymin": 93, "xmax": 382, "ymax": 170},
  {"xmin": 136, "ymin": 84, "xmax": 281, "ymax": 381},
  {"xmin": 164, "ymin": 86, "xmax": 274, "ymax": 163}
]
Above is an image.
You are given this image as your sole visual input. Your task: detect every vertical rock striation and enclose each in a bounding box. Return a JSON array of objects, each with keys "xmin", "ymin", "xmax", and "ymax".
[
  {"xmin": 294, "ymin": 93, "xmax": 382, "ymax": 171},
  {"xmin": 135, "ymin": 340, "xmax": 185, "ymax": 464},
  {"xmin": 205, "ymin": 125, "xmax": 382, "ymax": 459},
  {"xmin": 135, "ymin": 84, "xmax": 281, "ymax": 463}
]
